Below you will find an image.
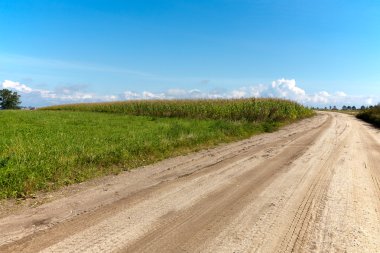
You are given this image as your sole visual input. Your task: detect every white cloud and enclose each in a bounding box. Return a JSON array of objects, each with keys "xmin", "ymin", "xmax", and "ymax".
[
  {"xmin": 142, "ymin": 91, "xmax": 165, "ymax": 99},
  {"xmin": 1, "ymin": 80, "xmax": 117, "ymax": 107},
  {"xmin": 123, "ymin": 91, "xmax": 141, "ymax": 100},
  {"xmin": 166, "ymin": 88, "xmax": 188, "ymax": 97},
  {"xmin": 122, "ymin": 88, "xmax": 221, "ymax": 100},
  {"xmin": 365, "ymin": 98, "xmax": 374, "ymax": 105},
  {"xmin": 336, "ymin": 91, "xmax": 347, "ymax": 97},
  {"xmin": 224, "ymin": 79, "xmax": 379, "ymax": 108},
  {"xmin": 230, "ymin": 89, "xmax": 246, "ymax": 98},
  {"xmin": 2, "ymin": 80, "xmax": 33, "ymax": 93},
  {"xmin": 2, "ymin": 79, "xmax": 379, "ymax": 108},
  {"xmin": 270, "ymin": 79, "xmax": 306, "ymax": 98},
  {"xmin": 309, "ymin": 91, "xmax": 330, "ymax": 104}
]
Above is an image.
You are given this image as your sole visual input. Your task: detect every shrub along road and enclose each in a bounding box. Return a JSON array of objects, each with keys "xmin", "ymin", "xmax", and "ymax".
[{"xmin": 1, "ymin": 112, "xmax": 380, "ymax": 252}]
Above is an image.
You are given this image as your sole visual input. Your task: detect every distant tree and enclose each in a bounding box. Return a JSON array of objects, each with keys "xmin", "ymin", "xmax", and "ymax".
[
  {"xmin": 333, "ymin": 106, "xmax": 337, "ymax": 110},
  {"xmin": 360, "ymin": 105, "xmax": 366, "ymax": 110},
  {"xmin": 352, "ymin": 106, "xmax": 356, "ymax": 110},
  {"xmin": 347, "ymin": 106, "xmax": 352, "ymax": 110},
  {"xmin": 0, "ymin": 89, "xmax": 21, "ymax": 109},
  {"xmin": 342, "ymin": 105, "xmax": 347, "ymax": 110}
]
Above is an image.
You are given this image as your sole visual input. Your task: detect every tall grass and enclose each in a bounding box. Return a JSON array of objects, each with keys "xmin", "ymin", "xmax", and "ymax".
[
  {"xmin": 357, "ymin": 105, "xmax": 380, "ymax": 127},
  {"xmin": 41, "ymin": 98, "xmax": 314, "ymax": 122}
]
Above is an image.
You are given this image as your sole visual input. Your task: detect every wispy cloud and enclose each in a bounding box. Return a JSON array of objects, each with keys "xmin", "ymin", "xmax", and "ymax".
[
  {"xmin": 0, "ymin": 54, "xmax": 274, "ymax": 85},
  {"xmin": 0, "ymin": 54, "xmax": 154, "ymax": 77},
  {"xmin": 1, "ymin": 79, "xmax": 379, "ymax": 108}
]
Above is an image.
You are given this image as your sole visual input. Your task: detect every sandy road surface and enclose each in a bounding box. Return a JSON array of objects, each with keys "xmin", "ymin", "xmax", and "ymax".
[{"xmin": 1, "ymin": 112, "xmax": 380, "ymax": 252}]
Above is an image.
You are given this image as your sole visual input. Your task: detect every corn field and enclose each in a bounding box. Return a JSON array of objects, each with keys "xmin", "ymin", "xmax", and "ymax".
[{"xmin": 41, "ymin": 98, "xmax": 314, "ymax": 122}]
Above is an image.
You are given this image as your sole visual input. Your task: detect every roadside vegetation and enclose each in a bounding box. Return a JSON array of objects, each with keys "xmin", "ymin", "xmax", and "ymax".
[
  {"xmin": 1, "ymin": 99, "xmax": 313, "ymax": 198},
  {"xmin": 356, "ymin": 105, "xmax": 380, "ymax": 127}
]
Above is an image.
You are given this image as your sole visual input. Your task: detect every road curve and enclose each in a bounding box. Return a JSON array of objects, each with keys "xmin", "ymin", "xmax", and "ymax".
[{"xmin": 1, "ymin": 112, "xmax": 380, "ymax": 252}]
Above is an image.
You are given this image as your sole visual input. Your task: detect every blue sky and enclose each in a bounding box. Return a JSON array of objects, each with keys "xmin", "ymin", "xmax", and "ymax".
[{"xmin": 1, "ymin": 0, "xmax": 380, "ymax": 107}]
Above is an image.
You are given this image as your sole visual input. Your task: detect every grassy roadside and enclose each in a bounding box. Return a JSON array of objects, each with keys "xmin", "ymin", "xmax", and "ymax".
[
  {"xmin": 356, "ymin": 106, "xmax": 380, "ymax": 127},
  {"xmin": 0, "ymin": 110, "xmax": 282, "ymax": 198}
]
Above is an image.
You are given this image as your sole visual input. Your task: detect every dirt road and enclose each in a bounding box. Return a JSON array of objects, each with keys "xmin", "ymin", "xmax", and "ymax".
[{"xmin": 1, "ymin": 112, "xmax": 380, "ymax": 252}]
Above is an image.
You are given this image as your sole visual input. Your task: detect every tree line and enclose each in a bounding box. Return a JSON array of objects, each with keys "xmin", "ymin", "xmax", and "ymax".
[{"xmin": 311, "ymin": 105, "xmax": 376, "ymax": 111}]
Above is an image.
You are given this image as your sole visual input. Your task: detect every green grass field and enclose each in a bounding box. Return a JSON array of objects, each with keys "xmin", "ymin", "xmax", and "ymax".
[{"xmin": 1, "ymin": 99, "xmax": 313, "ymax": 198}]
